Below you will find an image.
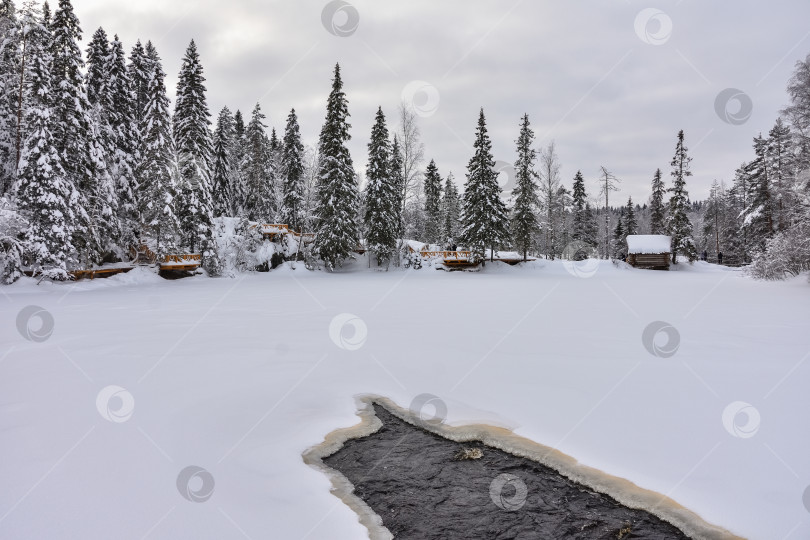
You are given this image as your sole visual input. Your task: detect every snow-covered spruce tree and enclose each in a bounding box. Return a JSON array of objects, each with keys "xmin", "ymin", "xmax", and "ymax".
[
  {"xmin": 268, "ymin": 127, "xmax": 283, "ymax": 218},
  {"xmin": 624, "ymin": 196, "xmax": 638, "ymax": 236},
  {"xmin": 211, "ymin": 106, "xmax": 235, "ymax": 217},
  {"xmin": 84, "ymin": 26, "xmax": 109, "ymax": 107},
  {"xmin": 363, "ymin": 106, "xmax": 398, "ymax": 266},
  {"xmin": 390, "ymin": 133, "xmax": 405, "ymax": 236},
  {"xmin": 423, "ymin": 159, "xmax": 443, "ymax": 244},
  {"xmin": 766, "ymin": 119, "xmax": 793, "ymax": 232},
  {"xmin": 511, "ymin": 113, "xmax": 540, "ymax": 261},
  {"xmin": 611, "ymin": 216, "xmax": 625, "ymax": 259},
  {"xmin": 313, "ymin": 64, "xmax": 359, "ymax": 271},
  {"xmin": 82, "ymin": 26, "xmax": 122, "ymax": 254},
  {"xmin": 138, "ymin": 43, "xmax": 177, "ymax": 257},
  {"xmin": 172, "ymin": 39, "xmax": 220, "ymax": 274},
  {"xmin": 741, "ymin": 134, "xmax": 775, "ymax": 253},
  {"xmin": 108, "ymin": 34, "xmax": 139, "ymax": 245},
  {"xmin": 649, "ymin": 168, "xmax": 666, "ymax": 234},
  {"xmin": 666, "ymin": 130, "xmax": 697, "ymax": 263},
  {"xmin": 128, "ymin": 39, "xmax": 150, "ymax": 126},
  {"xmin": 85, "ymin": 97, "xmax": 119, "ymax": 254},
  {"xmin": 15, "ymin": 22, "xmax": 76, "ymax": 280},
  {"xmin": 460, "ymin": 108, "xmax": 510, "ymax": 263},
  {"xmin": 279, "ymin": 108, "xmax": 305, "ymax": 232},
  {"xmin": 571, "ymin": 170, "xmax": 597, "ymax": 249},
  {"xmin": 49, "ymin": 0, "xmax": 94, "ymax": 262},
  {"xmin": 0, "ymin": 0, "xmax": 20, "ymax": 194},
  {"xmin": 441, "ymin": 172, "xmax": 461, "ymax": 246},
  {"xmin": 230, "ymin": 108, "xmax": 246, "ymax": 214},
  {"xmin": 240, "ymin": 103, "xmax": 273, "ymax": 222},
  {"xmin": 0, "ymin": 195, "xmax": 28, "ymax": 282}
]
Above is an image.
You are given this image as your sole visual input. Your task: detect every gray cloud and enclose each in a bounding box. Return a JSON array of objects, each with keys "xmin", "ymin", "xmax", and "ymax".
[{"xmin": 76, "ymin": 0, "xmax": 810, "ymax": 202}]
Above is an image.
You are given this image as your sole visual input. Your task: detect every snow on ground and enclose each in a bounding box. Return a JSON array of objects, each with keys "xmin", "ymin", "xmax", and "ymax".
[{"xmin": 1, "ymin": 258, "xmax": 808, "ymax": 540}]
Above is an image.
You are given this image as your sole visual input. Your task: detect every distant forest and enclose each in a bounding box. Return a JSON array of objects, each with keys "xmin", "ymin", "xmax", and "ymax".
[{"xmin": 1, "ymin": 0, "xmax": 808, "ymax": 281}]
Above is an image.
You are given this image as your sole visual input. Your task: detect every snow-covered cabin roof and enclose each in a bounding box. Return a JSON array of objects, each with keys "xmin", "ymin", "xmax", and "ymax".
[
  {"xmin": 626, "ymin": 235, "xmax": 671, "ymax": 254},
  {"xmin": 405, "ymin": 240, "xmax": 426, "ymax": 252}
]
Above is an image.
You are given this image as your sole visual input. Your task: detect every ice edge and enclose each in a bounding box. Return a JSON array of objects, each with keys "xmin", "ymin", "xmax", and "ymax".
[{"xmin": 302, "ymin": 394, "xmax": 745, "ymax": 540}]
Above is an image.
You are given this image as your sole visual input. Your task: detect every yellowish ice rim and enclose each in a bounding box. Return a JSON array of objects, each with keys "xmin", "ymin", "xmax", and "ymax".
[{"xmin": 302, "ymin": 394, "xmax": 746, "ymax": 540}]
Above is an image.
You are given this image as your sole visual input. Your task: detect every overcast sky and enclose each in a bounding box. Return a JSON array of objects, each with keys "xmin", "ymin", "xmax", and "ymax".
[{"xmin": 75, "ymin": 0, "xmax": 810, "ymax": 203}]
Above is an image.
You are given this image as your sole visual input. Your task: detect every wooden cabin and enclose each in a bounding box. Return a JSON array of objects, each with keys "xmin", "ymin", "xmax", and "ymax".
[{"xmin": 626, "ymin": 235, "xmax": 671, "ymax": 270}]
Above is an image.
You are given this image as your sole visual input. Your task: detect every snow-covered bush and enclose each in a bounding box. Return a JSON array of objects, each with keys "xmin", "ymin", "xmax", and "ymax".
[
  {"xmin": 748, "ymin": 220, "xmax": 810, "ymax": 280},
  {"xmin": 211, "ymin": 217, "xmax": 276, "ymax": 275},
  {"xmin": 0, "ymin": 197, "xmax": 28, "ymax": 284}
]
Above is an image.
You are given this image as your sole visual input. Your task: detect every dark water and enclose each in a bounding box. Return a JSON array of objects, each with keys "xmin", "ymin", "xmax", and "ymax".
[{"xmin": 323, "ymin": 404, "xmax": 691, "ymax": 540}]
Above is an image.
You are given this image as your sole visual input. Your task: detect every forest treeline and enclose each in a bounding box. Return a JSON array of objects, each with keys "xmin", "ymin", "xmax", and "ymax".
[{"xmin": 1, "ymin": 0, "xmax": 808, "ymax": 281}]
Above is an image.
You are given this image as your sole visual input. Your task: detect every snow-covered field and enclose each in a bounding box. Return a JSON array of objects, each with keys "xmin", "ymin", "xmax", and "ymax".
[{"xmin": 1, "ymin": 260, "xmax": 808, "ymax": 540}]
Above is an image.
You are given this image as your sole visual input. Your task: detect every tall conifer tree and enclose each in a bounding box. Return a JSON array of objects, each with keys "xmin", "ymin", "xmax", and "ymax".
[
  {"xmin": 280, "ymin": 108, "xmax": 305, "ymax": 231},
  {"xmin": 460, "ymin": 109, "xmax": 510, "ymax": 262},
  {"xmin": 363, "ymin": 106, "xmax": 398, "ymax": 265},
  {"xmin": 666, "ymin": 130, "xmax": 697, "ymax": 262},
  {"xmin": 313, "ymin": 64, "xmax": 358, "ymax": 270},
  {"xmin": 511, "ymin": 114, "xmax": 540, "ymax": 261},
  {"xmin": 423, "ymin": 159, "xmax": 443, "ymax": 244}
]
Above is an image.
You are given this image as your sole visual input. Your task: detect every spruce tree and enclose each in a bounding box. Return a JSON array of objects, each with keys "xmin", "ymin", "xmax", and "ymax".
[
  {"xmin": 314, "ymin": 64, "xmax": 359, "ymax": 270},
  {"xmin": 511, "ymin": 114, "xmax": 540, "ymax": 261},
  {"xmin": 612, "ymin": 216, "xmax": 625, "ymax": 259},
  {"xmin": 84, "ymin": 27, "xmax": 109, "ymax": 107},
  {"xmin": 231, "ymin": 108, "xmax": 246, "ymax": 214},
  {"xmin": 441, "ymin": 173, "xmax": 461, "ymax": 246},
  {"xmin": 211, "ymin": 106, "xmax": 236, "ymax": 217},
  {"xmin": 767, "ymin": 119, "xmax": 793, "ymax": 232},
  {"xmin": 0, "ymin": 0, "xmax": 20, "ymax": 194},
  {"xmin": 127, "ymin": 39, "xmax": 150, "ymax": 125},
  {"xmin": 423, "ymin": 159, "xmax": 443, "ymax": 244},
  {"xmin": 741, "ymin": 134, "xmax": 775, "ymax": 252},
  {"xmin": 570, "ymin": 170, "xmax": 597, "ymax": 248},
  {"xmin": 624, "ymin": 196, "xmax": 638, "ymax": 236},
  {"xmin": 666, "ymin": 130, "xmax": 697, "ymax": 262},
  {"xmin": 108, "ymin": 34, "xmax": 139, "ymax": 243},
  {"xmin": 649, "ymin": 168, "xmax": 666, "ymax": 234},
  {"xmin": 49, "ymin": 0, "xmax": 93, "ymax": 259},
  {"xmin": 241, "ymin": 103, "xmax": 273, "ymax": 221},
  {"xmin": 279, "ymin": 108, "xmax": 305, "ymax": 231},
  {"xmin": 172, "ymin": 40, "xmax": 218, "ymax": 272},
  {"xmin": 138, "ymin": 43, "xmax": 177, "ymax": 256},
  {"xmin": 460, "ymin": 108, "xmax": 510, "ymax": 262},
  {"xmin": 15, "ymin": 20, "xmax": 76, "ymax": 280},
  {"xmin": 363, "ymin": 106, "xmax": 398, "ymax": 266},
  {"xmin": 390, "ymin": 134, "xmax": 405, "ymax": 237}
]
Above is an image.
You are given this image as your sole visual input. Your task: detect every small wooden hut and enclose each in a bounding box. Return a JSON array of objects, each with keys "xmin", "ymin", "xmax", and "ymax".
[{"xmin": 626, "ymin": 235, "xmax": 671, "ymax": 270}]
